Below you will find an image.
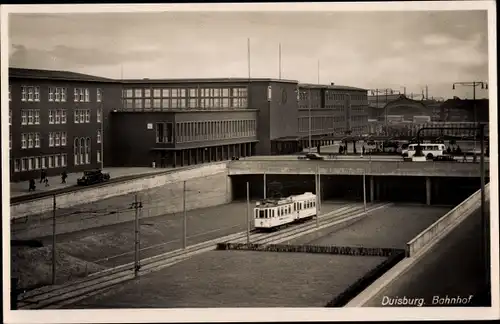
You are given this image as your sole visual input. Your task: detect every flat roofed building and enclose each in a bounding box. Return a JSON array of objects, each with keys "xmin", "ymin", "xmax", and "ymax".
[{"xmin": 8, "ymin": 68, "xmax": 122, "ymax": 182}]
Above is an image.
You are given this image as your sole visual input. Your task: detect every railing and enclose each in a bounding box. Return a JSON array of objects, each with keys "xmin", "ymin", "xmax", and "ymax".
[{"xmin": 406, "ymin": 183, "xmax": 490, "ymax": 257}]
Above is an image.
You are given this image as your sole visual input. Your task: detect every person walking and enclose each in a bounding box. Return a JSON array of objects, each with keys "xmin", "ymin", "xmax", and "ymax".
[
  {"xmin": 40, "ymin": 169, "xmax": 46, "ymax": 183},
  {"xmin": 61, "ymin": 170, "xmax": 68, "ymax": 184},
  {"xmin": 28, "ymin": 179, "xmax": 36, "ymax": 192}
]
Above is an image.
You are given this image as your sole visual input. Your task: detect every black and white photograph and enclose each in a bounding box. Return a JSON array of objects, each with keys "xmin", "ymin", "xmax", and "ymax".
[{"xmin": 1, "ymin": 1, "xmax": 498, "ymax": 323}]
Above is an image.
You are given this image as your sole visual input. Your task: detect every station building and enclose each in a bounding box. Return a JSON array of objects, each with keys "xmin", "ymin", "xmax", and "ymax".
[
  {"xmin": 8, "ymin": 68, "xmax": 369, "ymax": 181},
  {"xmin": 8, "ymin": 68, "xmax": 122, "ymax": 182}
]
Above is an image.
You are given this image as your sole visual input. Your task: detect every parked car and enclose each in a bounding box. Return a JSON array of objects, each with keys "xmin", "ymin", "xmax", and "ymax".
[
  {"xmin": 77, "ymin": 169, "xmax": 111, "ymax": 186},
  {"xmin": 433, "ymin": 155, "xmax": 456, "ymax": 162},
  {"xmin": 298, "ymin": 152, "xmax": 324, "ymax": 160}
]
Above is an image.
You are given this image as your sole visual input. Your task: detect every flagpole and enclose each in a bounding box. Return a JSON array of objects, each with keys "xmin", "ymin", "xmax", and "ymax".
[
  {"xmin": 279, "ymin": 43, "xmax": 282, "ymax": 80},
  {"xmin": 247, "ymin": 38, "xmax": 251, "ymax": 79}
]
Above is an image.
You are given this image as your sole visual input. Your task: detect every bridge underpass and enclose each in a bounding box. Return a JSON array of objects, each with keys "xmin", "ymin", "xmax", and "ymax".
[
  {"xmin": 352, "ymin": 202, "xmax": 491, "ymax": 307},
  {"xmin": 231, "ymin": 174, "xmax": 484, "ymax": 206}
]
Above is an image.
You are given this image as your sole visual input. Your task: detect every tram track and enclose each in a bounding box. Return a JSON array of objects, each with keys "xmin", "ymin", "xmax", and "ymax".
[{"xmin": 17, "ymin": 202, "xmax": 390, "ymax": 310}]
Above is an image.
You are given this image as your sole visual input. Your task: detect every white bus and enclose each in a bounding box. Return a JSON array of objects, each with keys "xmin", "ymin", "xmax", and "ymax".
[{"xmin": 403, "ymin": 143, "xmax": 446, "ymax": 159}]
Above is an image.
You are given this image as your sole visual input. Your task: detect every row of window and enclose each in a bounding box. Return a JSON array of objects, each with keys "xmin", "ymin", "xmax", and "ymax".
[
  {"xmin": 155, "ymin": 120, "xmax": 257, "ymax": 144},
  {"xmin": 122, "ymin": 97, "xmax": 248, "ymax": 110},
  {"xmin": 297, "ymin": 116, "xmax": 347, "ymax": 133},
  {"xmin": 255, "ymin": 200, "xmax": 317, "ymax": 219},
  {"xmin": 17, "ymin": 131, "xmax": 100, "ymax": 150},
  {"xmin": 11, "ymin": 108, "xmax": 102, "ymax": 126},
  {"xmin": 123, "ymin": 87, "xmax": 248, "ymax": 99},
  {"xmin": 15, "ymin": 86, "xmax": 102, "ymax": 103},
  {"xmin": 13, "ymin": 154, "xmax": 68, "ymax": 173}
]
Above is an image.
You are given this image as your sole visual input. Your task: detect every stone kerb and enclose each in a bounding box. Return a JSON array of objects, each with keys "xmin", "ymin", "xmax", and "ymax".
[
  {"xmin": 406, "ymin": 183, "xmax": 490, "ymax": 257},
  {"xmin": 11, "ymin": 162, "xmax": 228, "ymax": 220}
]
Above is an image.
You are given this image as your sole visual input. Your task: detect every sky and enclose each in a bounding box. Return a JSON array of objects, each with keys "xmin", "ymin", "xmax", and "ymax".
[{"xmin": 8, "ymin": 9, "xmax": 490, "ymax": 100}]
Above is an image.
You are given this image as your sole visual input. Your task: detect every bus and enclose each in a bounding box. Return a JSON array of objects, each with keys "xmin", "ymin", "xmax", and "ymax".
[{"xmin": 403, "ymin": 143, "xmax": 446, "ymax": 159}]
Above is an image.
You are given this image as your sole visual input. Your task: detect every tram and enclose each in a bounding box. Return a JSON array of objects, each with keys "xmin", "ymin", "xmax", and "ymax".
[{"xmin": 253, "ymin": 192, "xmax": 317, "ymax": 230}]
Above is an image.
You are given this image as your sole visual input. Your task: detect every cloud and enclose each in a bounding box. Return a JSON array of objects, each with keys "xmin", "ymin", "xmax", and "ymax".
[{"xmin": 422, "ymin": 34, "xmax": 453, "ymax": 46}]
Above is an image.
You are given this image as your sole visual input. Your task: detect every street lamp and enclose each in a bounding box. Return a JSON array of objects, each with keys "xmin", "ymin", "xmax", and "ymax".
[{"xmin": 452, "ymin": 81, "xmax": 488, "ymax": 152}]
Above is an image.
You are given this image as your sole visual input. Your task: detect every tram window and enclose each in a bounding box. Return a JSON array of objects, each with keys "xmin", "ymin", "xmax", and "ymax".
[
  {"xmin": 288, "ymin": 206, "xmax": 291, "ymax": 213},
  {"xmin": 272, "ymin": 210, "xmax": 275, "ymax": 217},
  {"xmin": 259, "ymin": 210, "xmax": 265, "ymax": 218}
]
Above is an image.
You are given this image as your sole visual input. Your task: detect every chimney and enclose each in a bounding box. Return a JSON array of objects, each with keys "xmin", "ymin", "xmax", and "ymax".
[{"xmin": 330, "ymin": 82, "xmax": 335, "ymax": 86}]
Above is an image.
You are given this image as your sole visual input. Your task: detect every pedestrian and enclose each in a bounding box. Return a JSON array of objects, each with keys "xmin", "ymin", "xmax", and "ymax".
[
  {"xmin": 28, "ymin": 179, "xmax": 36, "ymax": 192},
  {"xmin": 44, "ymin": 177, "xmax": 50, "ymax": 187},
  {"xmin": 362, "ymin": 145, "xmax": 365, "ymax": 155},
  {"xmin": 463, "ymin": 153, "xmax": 467, "ymax": 162},
  {"xmin": 40, "ymin": 169, "xmax": 46, "ymax": 183},
  {"xmin": 61, "ymin": 170, "xmax": 68, "ymax": 184}
]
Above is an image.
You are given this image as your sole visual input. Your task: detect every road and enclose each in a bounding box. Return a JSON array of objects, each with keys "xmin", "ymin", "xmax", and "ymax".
[
  {"xmin": 363, "ymin": 203, "xmax": 491, "ymax": 307},
  {"xmin": 287, "ymin": 204, "xmax": 452, "ymax": 249}
]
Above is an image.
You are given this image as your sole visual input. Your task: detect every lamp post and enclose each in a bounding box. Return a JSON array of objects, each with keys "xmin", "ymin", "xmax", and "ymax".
[
  {"xmin": 308, "ymin": 88, "xmax": 312, "ymax": 153},
  {"xmin": 452, "ymin": 81, "xmax": 488, "ymax": 152}
]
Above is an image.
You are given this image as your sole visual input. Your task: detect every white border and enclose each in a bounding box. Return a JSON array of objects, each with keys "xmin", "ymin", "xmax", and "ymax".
[{"xmin": 2, "ymin": 1, "xmax": 498, "ymax": 323}]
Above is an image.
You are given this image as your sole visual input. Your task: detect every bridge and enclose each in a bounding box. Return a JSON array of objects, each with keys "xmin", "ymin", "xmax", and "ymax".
[{"xmin": 228, "ymin": 159, "xmax": 487, "ymax": 178}]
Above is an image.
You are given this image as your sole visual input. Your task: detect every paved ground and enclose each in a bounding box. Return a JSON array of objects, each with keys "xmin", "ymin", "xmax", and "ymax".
[
  {"xmin": 364, "ymin": 203, "xmax": 491, "ymax": 307},
  {"xmin": 12, "ymin": 201, "xmax": 349, "ymax": 268},
  {"xmin": 10, "ymin": 167, "xmax": 169, "ymax": 198},
  {"xmin": 287, "ymin": 204, "xmax": 451, "ymax": 249},
  {"xmin": 68, "ymin": 250, "xmax": 387, "ymax": 308}
]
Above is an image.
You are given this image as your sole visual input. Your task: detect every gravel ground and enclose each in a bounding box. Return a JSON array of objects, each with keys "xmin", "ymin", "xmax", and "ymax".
[
  {"xmin": 365, "ymin": 203, "xmax": 491, "ymax": 307},
  {"xmin": 288, "ymin": 204, "xmax": 451, "ymax": 249},
  {"xmin": 69, "ymin": 250, "xmax": 387, "ymax": 308}
]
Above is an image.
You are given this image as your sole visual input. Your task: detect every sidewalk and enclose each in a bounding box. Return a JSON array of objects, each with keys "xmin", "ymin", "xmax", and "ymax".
[{"xmin": 10, "ymin": 167, "xmax": 171, "ymax": 199}]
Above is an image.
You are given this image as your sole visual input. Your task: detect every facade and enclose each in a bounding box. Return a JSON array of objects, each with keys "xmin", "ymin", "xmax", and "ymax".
[
  {"xmin": 439, "ymin": 98, "xmax": 489, "ymax": 123},
  {"xmin": 293, "ymin": 83, "xmax": 368, "ymax": 153},
  {"xmin": 8, "ymin": 68, "xmax": 369, "ymax": 181},
  {"xmin": 8, "ymin": 68, "xmax": 122, "ymax": 182},
  {"xmin": 112, "ymin": 79, "xmax": 260, "ymax": 167}
]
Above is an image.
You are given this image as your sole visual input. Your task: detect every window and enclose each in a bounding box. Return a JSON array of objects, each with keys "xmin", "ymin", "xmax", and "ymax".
[
  {"xmin": 9, "ymin": 85, "xmax": 12, "ymax": 101},
  {"xmin": 48, "ymin": 156, "xmax": 54, "ymax": 168},
  {"xmin": 153, "ymin": 89, "xmax": 161, "ymax": 98},
  {"xmin": 163, "ymin": 88, "xmax": 170, "ymax": 97},
  {"xmin": 74, "ymin": 138, "xmax": 79, "ymax": 165},
  {"xmin": 55, "ymin": 110, "xmax": 61, "ymax": 124},
  {"xmin": 21, "ymin": 111, "xmax": 27, "ymax": 125},
  {"xmin": 49, "ymin": 110, "xmax": 55, "ymax": 124},
  {"xmin": 135, "ymin": 99, "xmax": 142, "ymax": 109},
  {"xmin": 14, "ymin": 159, "xmax": 20, "ymax": 172},
  {"xmin": 134, "ymin": 89, "xmax": 142, "ymax": 98},
  {"xmin": 21, "ymin": 134, "xmax": 27, "ymax": 149},
  {"xmin": 28, "ymin": 158, "xmax": 34, "ymax": 171},
  {"xmin": 153, "ymin": 99, "xmax": 161, "ymax": 109},
  {"xmin": 61, "ymin": 154, "xmax": 67, "ymax": 167},
  {"xmin": 61, "ymin": 88, "xmax": 66, "ymax": 102},
  {"xmin": 84, "ymin": 88, "xmax": 89, "ymax": 102},
  {"xmin": 74, "ymin": 88, "xmax": 79, "ymax": 102},
  {"xmin": 125, "ymin": 89, "xmax": 134, "ymax": 98},
  {"xmin": 28, "ymin": 133, "xmax": 34, "ymax": 148},
  {"xmin": 97, "ymin": 130, "xmax": 101, "ymax": 143},
  {"xmin": 80, "ymin": 138, "xmax": 85, "ymax": 164},
  {"xmin": 97, "ymin": 150, "xmax": 101, "ymax": 163},
  {"xmin": 9, "ymin": 133, "xmax": 12, "ymax": 150},
  {"xmin": 54, "ymin": 155, "xmax": 60, "ymax": 168},
  {"xmin": 74, "ymin": 110, "xmax": 79, "ymax": 123},
  {"xmin": 28, "ymin": 87, "xmax": 34, "ymax": 101},
  {"xmin": 144, "ymin": 99, "xmax": 151, "ymax": 109},
  {"xmin": 49, "ymin": 133, "xmax": 54, "ymax": 147},
  {"xmin": 61, "ymin": 132, "xmax": 67, "ymax": 146},
  {"xmin": 35, "ymin": 133, "xmax": 40, "ymax": 148},
  {"xmin": 97, "ymin": 88, "xmax": 102, "ymax": 102},
  {"xmin": 35, "ymin": 157, "xmax": 41, "ymax": 170},
  {"xmin": 144, "ymin": 89, "xmax": 151, "ymax": 98},
  {"xmin": 85, "ymin": 109, "xmax": 90, "ymax": 123},
  {"xmin": 97, "ymin": 108, "xmax": 102, "ymax": 123},
  {"xmin": 21, "ymin": 86, "xmax": 27, "ymax": 101},
  {"xmin": 85, "ymin": 138, "xmax": 91, "ymax": 164},
  {"xmin": 55, "ymin": 88, "xmax": 61, "ymax": 102},
  {"xmin": 79, "ymin": 110, "xmax": 85, "ymax": 123},
  {"xmin": 28, "ymin": 110, "xmax": 34, "ymax": 125},
  {"xmin": 49, "ymin": 87, "xmax": 55, "ymax": 101},
  {"xmin": 55, "ymin": 132, "xmax": 61, "ymax": 146},
  {"xmin": 80, "ymin": 88, "xmax": 85, "ymax": 102},
  {"xmin": 34, "ymin": 87, "xmax": 40, "ymax": 101},
  {"xmin": 61, "ymin": 110, "xmax": 67, "ymax": 124},
  {"xmin": 34, "ymin": 110, "xmax": 40, "ymax": 124}
]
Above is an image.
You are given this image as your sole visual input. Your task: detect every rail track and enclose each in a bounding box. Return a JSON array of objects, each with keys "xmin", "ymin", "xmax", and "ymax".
[{"xmin": 17, "ymin": 202, "xmax": 391, "ymax": 310}]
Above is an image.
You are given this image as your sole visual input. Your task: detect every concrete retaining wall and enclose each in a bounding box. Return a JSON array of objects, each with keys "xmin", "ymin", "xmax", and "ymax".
[
  {"xmin": 406, "ymin": 183, "xmax": 490, "ymax": 257},
  {"xmin": 228, "ymin": 160, "xmax": 487, "ymax": 178},
  {"xmin": 11, "ymin": 162, "xmax": 228, "ymax": 220}
]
